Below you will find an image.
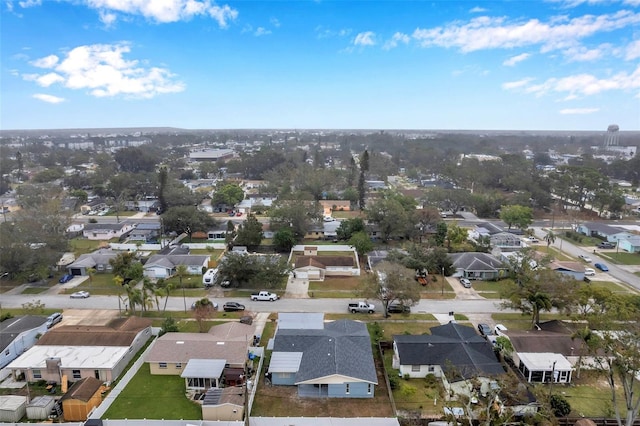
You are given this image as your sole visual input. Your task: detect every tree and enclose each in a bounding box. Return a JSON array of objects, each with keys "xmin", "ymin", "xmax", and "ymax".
[
  {"xmin": 543, "ymin": 229, "xmax": 556, "ymax": 252},
  {"xmin": 156, "ymin": 278, "xmax": 175, "ymax": 312},
  {"xmin": 269, "ymin": 198, "xmax": 321, "ymax": 240},
  {"xmin": 224, "ymin": 220, "xmax": 236, "ymax": 247},
  {"xmin": 273, "ymin": 228, "xmax": 296, "ymax": 253},
  {"xmin": 86, "ymin": 267, "xmax": 96, "ymax": 283},
  {"xmin": 162, "ymin": 206, "xmax": 216, "ymax": 238},
  {"xmin": 109, "ymin": 252, "xmax": 143, "ymax": 282},
  {"xmin": 212, "ymin": 182, "xmax": 244, "ymax": 207},
  {"xmin": 192, "ymin": 298, "xmax": 216, "ymax": 332},
  {"xmin": 234, "ymin": 214, "xmax": 264, "ymax": 247},
  {"xmin": 360, "ymin": 261, "xmax": 420, "ymax": 318},
  {"xmin": 217, "ymin": 252, "xmax": 290, "ymax": 288},
  {"xmin": 550, "ymin": 394, "xmax": 571, "ymax": 417},
  {"xmin": 114, "ymin": 146, "xmax": 159, "ymax": 173},
  {"xmin": 349, "ymin": 231, "xmax": 373, "ymax": 263},
  {"xmin": 157, "ymin": 166, "xmax": 169, "ymax": 213},
  {"xmin": 499, "ymin": 205, "xmax": 533, "ymax": 230},
  {"xmin": 366, "ymin": 196, "xmax": 410, "ymax": 242},
  {"xmin": 159, "ymin": 317, "xmax": 179, "ymax": 336},
  {"xmin": 336, "ymin": 217, "xmax": 366, "ymax": 241},
  {"xmin": 175, "ymin": 265, "xmax": 189, "ymax": 313}
]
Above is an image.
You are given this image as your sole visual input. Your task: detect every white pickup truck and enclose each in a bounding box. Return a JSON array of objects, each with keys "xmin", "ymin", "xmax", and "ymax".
[
  {"xmin": 250, "ymin": 291, "xmax": 279, "ymax": 301},
  {"xmin": 348, "ymin": 301, "xmax": 375, "ymax": 314}
]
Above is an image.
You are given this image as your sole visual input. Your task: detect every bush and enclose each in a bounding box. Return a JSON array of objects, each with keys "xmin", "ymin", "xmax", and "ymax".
[
  {"xmin": 550, "ymin": 394, "xmax": 571, "ymax": 417},
  {"xmin": 388, "ymin": 374, "xmax": 400, "ymax": 390},
  {"xmin": 424, "ymin": 374, "xmax": 438, "ymax": 386},
  {"xmin": 400, "ymin": 383, "xmax": 417, "ymax": 397}
]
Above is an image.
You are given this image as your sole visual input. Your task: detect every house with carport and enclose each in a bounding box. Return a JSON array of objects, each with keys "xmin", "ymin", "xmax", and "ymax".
[
  {"xmin": 576, "ymin": 222, "xmax": 633, "ymax": 244},
  {"xmin": 66, "ymin": 249, "xmax": 120, "ymax": 276},
  {"xmin": 268, "ymin": 313, "xmax": 378, "ymax": 398},
  {"xmin": 82, "ymin": 222, "xmax": 135, "ymax": 240},
  {"xmin": 145, "ymin": 321, "xmax": 257, "ymax": 390},
  {"xmin": 6, "ymin": 316, "xmax": 152, "ymax": 385},
  {"xmin": 549, "ymin": 261, "xmax": 585, "ymax": 280}
]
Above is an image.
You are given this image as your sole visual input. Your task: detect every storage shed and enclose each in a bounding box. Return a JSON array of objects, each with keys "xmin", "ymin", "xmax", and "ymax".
[
  {"xmin": 26, "ymin": 395, "xmax": 56, "ymax": 420},
  {"xmin": 201, "ymin": 386, "xmax": 244, "ymax": 421},
  {"xmin": 60, "ymin": 377, "xmax": 103, "ymax": 421},
  {"xmin": 0, "ymin": 395, "xmax": 27, "ymax": 422}
]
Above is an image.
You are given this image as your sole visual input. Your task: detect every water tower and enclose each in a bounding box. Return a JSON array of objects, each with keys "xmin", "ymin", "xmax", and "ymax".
[{"xmin": 604, "ymin": 124, "xmax": 620, "ymax": 147}]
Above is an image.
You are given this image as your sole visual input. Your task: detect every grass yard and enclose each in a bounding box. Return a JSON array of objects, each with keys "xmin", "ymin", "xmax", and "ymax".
[
  {"xmin": 308, "ymin": 276, "xmax": 363, "ymax": 298},
  {"xmin": 545, "ymin": 247, "xmax": 574, "ymax": 261},
  {"xmin": 599, "ymin": 252, "xmax": 640, "ymax": 265},
  {"xmin": 471, "ymin": 279, "xmax": 515, "ymax": 299},
  {"xmin": 491, "ymin": 312, "xmax": 568, "ymax": 331},
  {"xmin": 70, "ymin": 238, "xmax": 110, "ymax": 256},
  {"xmin": 588, "ymin": 280, "xmax": 638, "ymax": 294},
  {"xmin": 102, "ymin": 364, "xmax": 201, "ymax": 420}
]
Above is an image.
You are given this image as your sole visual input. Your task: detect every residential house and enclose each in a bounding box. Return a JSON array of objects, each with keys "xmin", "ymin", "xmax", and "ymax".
[
  {"xmin": 128, "ymin": 222, "xmax": 161, "ymax": 242},
  {"xmin": 304, "ymin": 220, "xmax": 341, "ymax": 241},
  {"xmin": 501, "ymin": 321, "xmax": 590, "ymax": 384},
  {"xmin": 79, "ymin": 198, "xmax": 107, "ymax": 215},
  {"xmin": 294, "ymin": 255, "xmax": 356, "ymax": 281},
  {"xmin": 450, "ymin": 252, "xmax": 506, "ymax": 281},
  {"xmin": 489, "ymin": 232, "xmax": 523, "ymax": 252},
  {"xmin": 268, "ymin": 314, "xmax": 378, "ymax": 398},
  {"xmin": 0, "ymin": 316, "xmax": 48, "ymax": 369},
  {"xmin": 576, "ymin": 222, "xmax": 633, "ymax": 244},
  {"xmin": 618, "ymin": 236, "xmax": 640, "ymax": 253},
  {"xmin": 319, "ymin": 200, "xmax": 350, "ymax": 215},
  {"xmin": 124, "ymin": 199, "xmax": 159, "ymax": 213},
  {"xmin": 392, "ymin": 323, "xmax": 504, "ymax": 383},
  {"xmin": 81, "ymin": 222, "xmax": 135, "ymax": 241},
  {"xmin": 143, "ymin": 254, "xmax": 210, "ymax": 279},
  {"xmin": 145, "ymin": 322, "xmax": 256, "ymax": 388},
  {"xmin": 59, "ymin": 377, "xmax": 103, "ymax": 422},
  {"xmin": 66, "ymin": 248, "xmax": 120, "ymax": 275},
  {"xmin": 208, "ymin": 226, "xmax": 233, "ymax": 240},
  {"xmin": 549, "ymin": 261, "xmax": 586, "ymax": 280},
  {"xmin": 6, "ymin": 317, "xmax": 152, "ymax": 385}
]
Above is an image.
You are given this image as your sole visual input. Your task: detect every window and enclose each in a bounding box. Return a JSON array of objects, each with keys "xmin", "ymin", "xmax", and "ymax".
[
  {"xmin": 4, "ymin": 349, "xmax": 9, "ymax": 356},
  {"xmin": 72, "ymin": 370, "xmax": 81, "ymax": 379},
  {"xmin": 159, "ymin": 362, "xmax": 167, "ymax": 369},
  {"xmin": 411, "ymin": 365, "xmax": 421, "ymax": 372},
  {"xmin": 367, "ymin": 383, "xmax": 372, "ymax": 394},
  {"xmin": 428, "ymin": 366, "xmax": 435, "ymax": 372},
  {"xmin": 176, "ymin": 363, "xmax": 182, "ymax": 369},
  {"xmin": 345, "ymin": 383, "xmax": 350, "ymax": 394},
  {"xmin": 33, "ymin": 369, "xmax": 42, "ymax": 379}
]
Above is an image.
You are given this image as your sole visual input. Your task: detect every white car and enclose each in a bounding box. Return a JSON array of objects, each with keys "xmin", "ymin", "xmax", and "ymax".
[
  {"xmin": 579, "ymin": 254, "xmax": 593, "ymax": 263},
  {"xmin": 494, "ymin": 324, "xmax": 508, "ymax": 335},
  {"xmin": 584, "ymin": 268, "xmax": 596, "ymax": 276},
  {"xmin": 70, "ymin": 291, "xmax": 90, "ymax": 299}
]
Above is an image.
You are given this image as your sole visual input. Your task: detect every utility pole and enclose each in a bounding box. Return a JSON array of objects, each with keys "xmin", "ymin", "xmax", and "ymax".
[{"xmin": 441, "ymin": 267, "xmax": 445, "ymax": 296}]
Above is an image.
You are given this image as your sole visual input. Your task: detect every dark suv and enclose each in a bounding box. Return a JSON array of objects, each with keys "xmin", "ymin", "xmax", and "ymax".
[{"xmin": 597, "ymin": 242, "xmax": 615, "ymax": 249}]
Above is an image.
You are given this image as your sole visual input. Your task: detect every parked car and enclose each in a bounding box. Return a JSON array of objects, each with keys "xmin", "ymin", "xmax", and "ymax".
[
  {"xmin": 525, "ymin": 236, "xmax": 540, "ymax": 243},
  {"xmin": 584, "ymin": 268, "xmax": 596, "ymax": 276},
  {"xmin": 387, "ymin": 303, "xmax": 411, "ymax": 314},
  {"xmin": 45, "ymin": 312, "xmax": 63, "ymax": 328},
  {"xmin": 70, "ymin": 291, "xmax": 90, "ymax": 299},
  {"xmin": 459, "ymin": 278, "xmax": 472, "ymax": 288},
  {"xmin": 597, "ymin": 242, "xmax": 615, "ymax": 249},
  {"xmin": 594, "ymin": 263, "xmax": 609, "ymax": 272},
  {"xmin": 578, "ymin": 254, "xmax": 592, "ymax": 262},
  {"xmin": 58, "ymin": 274, "xmax": 74, "ymax": 284},
  {"xmin": 223, "ymin": 302, "xmax": 246, "ymax": 312},
  {"xmin": 477, "ymin": 323, "xmax": 493, "ymax": 337}
]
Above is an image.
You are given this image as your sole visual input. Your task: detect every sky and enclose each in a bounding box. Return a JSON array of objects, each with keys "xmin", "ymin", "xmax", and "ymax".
[{"xmin": 1, "ymin": 0, "xmax": 639, "ymax": 131}]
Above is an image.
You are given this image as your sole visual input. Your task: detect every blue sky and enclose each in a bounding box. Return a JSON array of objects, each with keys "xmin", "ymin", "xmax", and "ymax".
[{"xmin": 1, "ymin": 0, "xmax": 639, "ymax": 131}]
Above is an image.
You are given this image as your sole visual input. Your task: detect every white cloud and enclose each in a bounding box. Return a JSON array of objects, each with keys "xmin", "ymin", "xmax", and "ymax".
[
  {"xmin": 30, "ymin": 54, "xmax": 59, "ymax": 68},
  {"xmin": 559, "ymin": 107, "xmax": 600, "ymax": 114},
  {"xmin": 503, "ymin": 53, "xmax": 531, "ymax": 66},
  {"xmin": 412, "ymin": 10, "xmax": 640, "ymax": 53},
  {"xmin": 84, "ymin": 0, "xmax": 238, "ymax": 26},
  {"xmin": 354, "ymin": 31, "xmax": 376, "ymax": 46},
  {"xmin": 383, "ymin": 32, "xmax": 410, "ymax": 50},
  {"xmin": 254, "ymin": 27, "xmax": 271, "ymax": 36},
  {"xmin": 18, "ymin": 0, "xmax": 40, "ymax": 7},
  {"xmin": 315, "ymin": 26, "xmax": 351, "ymax": 39},
  {"xmin": 502, "ymin": 77, "xmax": 535, "ymax": 89},
  {"xmin": 563, "ymin": 44, "xmax": 610, "ymax": 61},
  {"xmin": 270, "ymin": 17, "xmax": 280, "ymax": 27},
  {"xmin": 624, "ymin": 0, "xmax": 640, "ymax": 5},
  {"xmin": 625, "ymin": 39, "xmax": 640, "ymax": 59},
  {"xmin": 503, "ymin": 65, "xmax": 640, "ymax": 97},
  {"xmin": 32, "ymin": 93, "xmax": 65, "ymax": 103},
  {"xmin": 23, "ymin": 43, "xmax": 185, "ymax": 99},
  {"xmin": 469, "ymin": 6, "xmax": 487, "ymax": 13},
  {"xmin": 99, "ymin": 10, "xmax": 118, "ymax": 27}
]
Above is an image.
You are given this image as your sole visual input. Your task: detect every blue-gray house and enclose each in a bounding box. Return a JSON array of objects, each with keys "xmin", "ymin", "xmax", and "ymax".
[
  {"xmin": 268, "ymin": 315, "xmax": 378, "ymax": 398},
  {"xmin": 0, "ymin": 316, "xmax": 48, "ymax": 369}
]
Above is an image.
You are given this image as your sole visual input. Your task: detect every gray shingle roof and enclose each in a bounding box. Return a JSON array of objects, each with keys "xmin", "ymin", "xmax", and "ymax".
[
  {"xmin": 450, "ymin": 252, "xmax": 506, "ymax": 272},
  {"xmin": 0, "ymin": 316, "xmax": 47, "ymax": 350},
  {"xmin": 394, "ymin": 323, "xmax": 504, "ymax": 380},
  {"xmin": 272, "ymin": 319, "xmax": 377, "ymax": 384}
]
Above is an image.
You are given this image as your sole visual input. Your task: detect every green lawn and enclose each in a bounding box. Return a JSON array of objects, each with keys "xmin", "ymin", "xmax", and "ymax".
[
  {"xmin": 69, "ymin": 238, "xmax": 108, "ymax": 256},
  {"xmin": 491, "ymin": 312, "xmax": 568, "ymax": 331},
  {"xmin": 588, "ymin": 280, "xmax": 638, "ymax": 294},
  {"xmin": 471, "ymin": 279, "xmax": 515, "ymax": 299},
  {"xmin": 102, "ymin": 364, "xmax": 201, "ymax": 420},
  {"xmin": 599, "ymin": 252, "xmax": 640, "ymax": 265}
]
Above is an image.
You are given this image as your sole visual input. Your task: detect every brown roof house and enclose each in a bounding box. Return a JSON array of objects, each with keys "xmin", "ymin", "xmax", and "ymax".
[
  {"xmin": 6, "ymin": 317, "xmax": 152, "ymax": 385},
  {"xmin": 502, "ymin": 320, "xmax": 591, "ymax": 384},
  {"xmin": 145, "ymin": 321, "xmax": 257, "ymax": 391},
  {"xmin": 60, "ymin": 377, "xmax": 103, "ymax": 421},
  {"xmin": 292, "ymin": 245, "xmax": 360, "ymax": 281}
]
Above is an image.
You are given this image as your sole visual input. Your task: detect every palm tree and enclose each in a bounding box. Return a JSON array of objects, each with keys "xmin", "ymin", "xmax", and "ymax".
[
  {"xmin": 175, "ymin": 265, "xmax": 189, "ymax": 313},
  {"xmin": 113, "ymin": 275, "xmax": 124, "ymax": 315},
  {"xmin": 87, "ymin": 267, "xmax": 96, "ymax": 283},
  {"xmin": 141, "ymin": 278, "xmax": 156, "ymax": 312},
  {"xmin": 156, "ymin": 278, "xmax": 175, "ymax": 312},
  {"xmin": 528, "ymin": 291, "xmax": 553, "ymax": 328},
  {"xmin": 544, "ymin": 230, "xmax": 556, "ymax": 253}
]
